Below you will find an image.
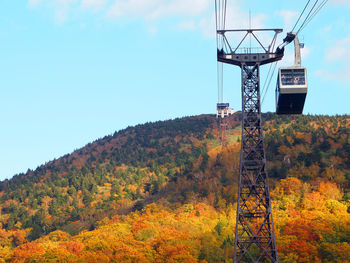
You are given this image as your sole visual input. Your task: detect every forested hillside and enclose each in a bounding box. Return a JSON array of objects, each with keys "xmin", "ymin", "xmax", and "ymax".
[{"xmin": 0, "ymin": 113, "xmax": 349, "ymax": 262}]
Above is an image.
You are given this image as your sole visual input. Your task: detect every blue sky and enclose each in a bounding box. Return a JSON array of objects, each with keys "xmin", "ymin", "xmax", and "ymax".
[{"xmin": 0, "ymin": 0, "xmax": 349, "ymax": 180}]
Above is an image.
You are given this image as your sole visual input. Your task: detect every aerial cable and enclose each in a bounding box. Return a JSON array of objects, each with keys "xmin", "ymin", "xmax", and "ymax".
[
  {"xmin": 219, "ymin": 0, "xmax": 222, "ymax": 30},
  {"xmin": 215, "ymin": 0, "xmax": 220, "ymax": 103},
  {"xmin": 261, "ymin": 63, "xmax": 273, "ymax": 97},
  {"xmin": 291, "ymin": 0, "xmax": 311, "ymax": 32},
  {"xmin": 262, "ymin": 62, "xmax": 277, "ymax": 105},
  {"xmin": 262, "ymin": 62, "xmax": 278, "ymax": 105},
  {"xmin": 261, "ymin": 62, "xmax": 274, "ymax": 100},
  {"xmin": 221, "ymin": 63, "xmax": 224, "ymax": 102},
  {"xmin": 303, "ymin": 0, "xmax": 328, "ymax": 30},
  {"xmin": 215, "ymin": 0, "xmax": 219, "ymax": 47},
  {"xmin": 215, "ymin": 0, "xmax": 226, "ymax": 47},
  {"xmin": 221, "ymin": 0, "xmax": 226, "ymax": 102},
  {"xmin": 217, "ymin": 63, "xmax": 221, "ymax": 102},
  {"xmin": 216, "ymin": 61, "xmax": 224, "ymax": 103},
  {"xmin": 223, "ymin": 0, "xmax": 227, "ymax": 48},
  {"xmin": 296, "ymin": 0, "xmax": 320, "ymax": 35},
  {"xmin": 221, "ymin": 0, "xmax": 223, "ymax": 30},
  {"xmin": 224, "ymin": 0, "xmax": 227, "ymax": 29},
  {"xmin": 215, "ymin": 0, "xmax": 221, "ymax": 102},
  {"xmin": 219, "ymin": 0, "xmax": 222, "ymax": 33},
  {"xmin": 217, "ymin": 0, "xmax": 220, "ymax": 30},
  {"xmin": 298, "ymin": 0, "xmax": 328, "ymax": 33},
  {"xmin": 215, "ymin": 0, "xmax": 227, "ymax": 104}
]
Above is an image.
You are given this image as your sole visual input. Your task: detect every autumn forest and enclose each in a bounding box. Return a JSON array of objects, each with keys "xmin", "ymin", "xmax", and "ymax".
[{"xmin": 0, "ymin": 113, "xmax": 349, "ymax": 262}]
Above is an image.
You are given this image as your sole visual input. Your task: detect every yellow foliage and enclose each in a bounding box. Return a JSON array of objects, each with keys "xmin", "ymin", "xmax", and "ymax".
[{"xmin": 0, "ymin": 177, "xmax": 349, "ymax": 262}]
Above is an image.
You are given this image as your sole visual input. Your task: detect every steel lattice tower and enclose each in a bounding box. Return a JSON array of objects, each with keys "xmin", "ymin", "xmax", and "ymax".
[{"xmin": 217, "ymin": 29, "xmax": 284, "ymax": 262}]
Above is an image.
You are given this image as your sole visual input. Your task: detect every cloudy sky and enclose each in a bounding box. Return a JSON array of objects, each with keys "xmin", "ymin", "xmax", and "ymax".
[{"xmin": 0, "ymin": 0, "xmax": 349, "ymax": 180}]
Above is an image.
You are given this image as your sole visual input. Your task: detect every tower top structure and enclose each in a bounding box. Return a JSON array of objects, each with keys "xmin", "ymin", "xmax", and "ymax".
[{"xmin": 217, "ymin": 29, "xmax": 284, "ymax": 66}]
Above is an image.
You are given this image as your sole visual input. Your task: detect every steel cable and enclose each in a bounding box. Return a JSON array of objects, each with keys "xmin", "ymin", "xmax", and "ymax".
[
  {"xmin": 262, "ymin": 62, "xmax": 278, "ymax": 106},
  {"xmin": 291, "ymin": 0, "xmax": 311, "ymax": 32},
  {"xmin": 215, "ymin": 0, "xmax": 227, "ymax": 103},
  {"xmin": 261, "ymin": 62, "xmax": 274, "ymax": 100},
  {"xmin": 298, "ymin": 0, "xmax": 328, "ymax": 33},
  {"xmin": 296, "ymin": 0, "xmax": 319, "ymax": 35}
]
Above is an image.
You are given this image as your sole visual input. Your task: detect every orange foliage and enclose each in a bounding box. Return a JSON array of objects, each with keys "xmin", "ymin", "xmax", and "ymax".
[
  {"xmin": 275, "ymin": 177, "xmax": 303, "ymax": 195},
  {"xmin": 318, "ymin": 181, "xmax": 343, "ymax": 200},
  {"xmin": 12, "ymin": 242, "xmax": 45, "ymax": 262},
  {"xmin": 0, "ymin": 181, "xmax": 349, "ymax": 263}
]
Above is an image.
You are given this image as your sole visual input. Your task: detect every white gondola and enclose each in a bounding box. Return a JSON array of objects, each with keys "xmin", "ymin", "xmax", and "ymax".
[
  {"xmin": 217, "ymin": 103, "xmax": 234, "ymax": 118},
  {"xmin": 276, "ymin": 34, "xmax": 307, "ymax": 114}
]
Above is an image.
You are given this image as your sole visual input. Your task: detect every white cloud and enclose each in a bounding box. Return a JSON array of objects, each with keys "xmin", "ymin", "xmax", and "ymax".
[
  {"xmin": 223, "ymin": 1, "xmax": 266, "ymax": 30},
  {"xmin": 315, "ymin": 67, "xmax": 350, "ymax": 83},
  {"xmin": 178, "ymin": 20, "xmax": 196, "ymax": 31},
  {"xmin": 29, "ymin": 0, "xmax": 42, "ymax": 7},
  {"xmin": 317, "ymin": 34, "xmax": 350, "ymax": 83},
  {"xmin": 81, "ymin": 0, "xmax": 108, "ymax": 10},
  {"xmin": 55, "ymin": 0, "xmax": 78, "ymax": 5},
  {"xmin": 326, "ymin": 35, "xmax": 350, "ymax": 61},
  {"xmin": 26, "ymin": 0, "xmax": 269, "ymax": 40},
  {"xmin": 147, "ymin": 26, "xmax": 158, "ymax": 35},
  {"xmin": 199, "ymin": 0, "xmax": 267, "ymax": 39},
  {"xmin": 30, "ymin": 0, "xmax": 212, "ymax": 26},
  {"xmin": 198, "ymin": 16, "xmax": 215, "ymax": 38},
  {"xmin": 107, "ymin": 0, "xmax": 210, "ymax": 21},
  {"xmin": 26, "ymin": 0, "xmax": 269, "ymax": 41},
  {"xmin": 322, "ymin": 25, "xmax": 332, "ymax": 33},
  {"xmin": 55, "ymin": 8, "xmax": 67, "ymax": 23},
  {"xmin": 278, "ymin": 10, "xmax": 299, "ymax": 32},
  {"xmin": 331, "ymin": 0, "xmax": 350, "ymax": 6},
  {"xmin": 52, "ymin": 0, "xmax": 78, "ymax": 24}
]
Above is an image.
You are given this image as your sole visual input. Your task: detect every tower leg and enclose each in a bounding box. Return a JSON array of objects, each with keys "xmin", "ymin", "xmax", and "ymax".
[
  {"xmin": 233, "ymin": 64, "xmax": 278, "ymax": 262},
  {"xmin": 219, "ymin": 117, "xmax": 228, "ymax": 147}
]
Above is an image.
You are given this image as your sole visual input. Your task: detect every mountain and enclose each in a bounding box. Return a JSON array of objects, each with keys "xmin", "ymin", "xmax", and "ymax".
[{"xmin": 0, "ymin": 113, "xmax": 349, "ymax": 262}]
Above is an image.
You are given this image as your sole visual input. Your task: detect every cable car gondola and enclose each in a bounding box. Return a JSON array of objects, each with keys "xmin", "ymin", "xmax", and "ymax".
[
  {"xmin": 276, "ymin": 34, "xmax": 307, "ymax": 114},
  {"xmin": 216, "ymin": 103, "xmax": 234, "ymax": 118}
]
